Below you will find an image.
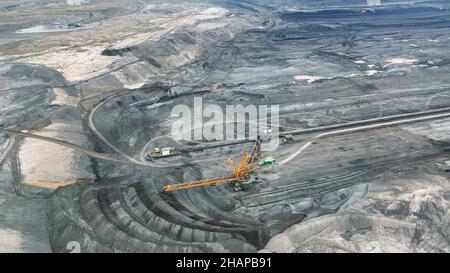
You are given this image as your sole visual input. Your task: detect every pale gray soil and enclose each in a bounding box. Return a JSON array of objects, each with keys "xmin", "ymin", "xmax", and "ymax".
[{"xmin": 2, "ymin": 0, "xmax": 450, "ymax": 252}]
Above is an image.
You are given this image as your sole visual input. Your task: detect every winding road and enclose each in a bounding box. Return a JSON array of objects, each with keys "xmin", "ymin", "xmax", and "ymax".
[
  {"xmin": 278, "ymin": 111, "xmax": 450, "ymax": 166},
  {"xmin": 1, "ymin": 98, "xmax": 450, "ymax": 172},
  {"xmin": 88, "ymin": 88, "xmax": 450, "ymax": 166},
  {"xmin": 0, "ymin": 129, "xmax": 129, "ymax": 164}
]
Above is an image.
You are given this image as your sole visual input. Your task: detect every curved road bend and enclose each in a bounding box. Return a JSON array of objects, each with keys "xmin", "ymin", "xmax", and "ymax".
[
  {"xmin": 88, "ymin": 89, "xmax": 450, "ymax": 168},
  {"xmin": 0, "ymin": 129, "xmax": 129, "ymax": 164},
  {"xmin": 140, "ymin": 107, "xmax": 450, "ymax": 163},
  {"xmin": 1, "ymin": 108, "xmax": 450, "ymax": 170},
  {"xmin": 88, "ymin": 91, "xmax": 229, "ymax": 167},
  {"xmin": 87, "ymin": 82, "xmax": 450, "ymax": 162},
  {"xmin": 278, "ymin": 111, "xmax": 450, "ymax": 166}
]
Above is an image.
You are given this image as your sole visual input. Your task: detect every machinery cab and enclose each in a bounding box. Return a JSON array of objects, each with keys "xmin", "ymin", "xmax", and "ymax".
[
  {"xmin": 150, "ymin": 147, "xmax": 162, "ymax": 157},
  {"xmin": 232, "ymin": 175, "xmax": 261, "ymax": 192},
  {"xmin": 149, "ymin": 147, "xmax": 178, "ymax": 158},
  {"xmin": 258, "ymin": 156, "xmax": 276, "ymax": 167}
]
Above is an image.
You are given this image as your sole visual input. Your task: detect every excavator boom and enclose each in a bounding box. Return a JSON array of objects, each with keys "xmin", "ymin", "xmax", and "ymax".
[
  {"xmin": 162, "ymin": 138, "xmax": 262, "ymax": 192},
  {"xmin": 163, "ymin": 176, "xmax": 236, "ymax": 191}
]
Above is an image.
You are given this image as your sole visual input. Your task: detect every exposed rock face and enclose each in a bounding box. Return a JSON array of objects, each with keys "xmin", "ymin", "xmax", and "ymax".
[
  {"xmin": 19, "ymin": 122, "xmax": 96, "ymax": 189},
  {"xmin": 0, "ymin": 58, "xmax": 94, "ymax": 252},
  {"xmin": 0, "ymin": 147, "xmax": 51, "ymax": 252},
  {"xmin": 48, "ymin": 178, "xmax": 261, "ymax": 253},
  {"xmin": 3, "ymin": 0, "xmax": 450, "ymax": 253},
  {"xmin": 261, "ymin": 171, "xmax": 450, "ymax": 253}
]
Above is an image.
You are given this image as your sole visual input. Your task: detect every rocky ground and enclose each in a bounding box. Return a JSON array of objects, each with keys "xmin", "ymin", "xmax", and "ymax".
[
  {"xmin": 262, "ymin": 152, "xmax": 450, "ymax": 253},
  {"xmin": 2, "ymin": 0, "xmax": 450, "ymax": 252}
]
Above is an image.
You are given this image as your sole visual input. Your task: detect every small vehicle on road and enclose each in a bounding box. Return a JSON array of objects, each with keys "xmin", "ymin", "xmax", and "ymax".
[
  {"xmin": 258, "ymin": 156, "xmax": 276, "ymax": 166},
  {"xmin": 148, "ymin": 147, "xmax": 179, "ymax": 158}
]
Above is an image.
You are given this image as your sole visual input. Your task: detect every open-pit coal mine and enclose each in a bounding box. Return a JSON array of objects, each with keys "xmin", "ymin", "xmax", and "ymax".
[{"xmin": 2, "ymin": 0, "xmax": 450, "ymax": 254}]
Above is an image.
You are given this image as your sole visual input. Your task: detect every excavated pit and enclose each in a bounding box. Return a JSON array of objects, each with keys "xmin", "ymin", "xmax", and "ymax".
[{"xmin": 3, "ymin": 1, "xmax": 450, "ymax": 253}]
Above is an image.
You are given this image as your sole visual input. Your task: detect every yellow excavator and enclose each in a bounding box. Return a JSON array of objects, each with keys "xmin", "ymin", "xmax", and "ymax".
[{"xmin": 162, "ymin": 139, "xmax": 273, "ymax": 192}]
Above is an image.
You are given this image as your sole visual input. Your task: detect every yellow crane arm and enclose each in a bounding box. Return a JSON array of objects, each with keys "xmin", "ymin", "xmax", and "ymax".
[
  {"xmin": 162, "ymin": 139, "xmax": 262, "ymax": 192},
  {"xmin": 163, "ymin": 176, "xmax": 236, "ymax": 192}
]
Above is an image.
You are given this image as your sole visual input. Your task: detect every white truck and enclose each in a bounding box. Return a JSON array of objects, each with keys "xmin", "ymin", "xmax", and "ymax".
[{"xmin": 148, "ymin": 147, "xmax": 179, "ymax": 158}]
